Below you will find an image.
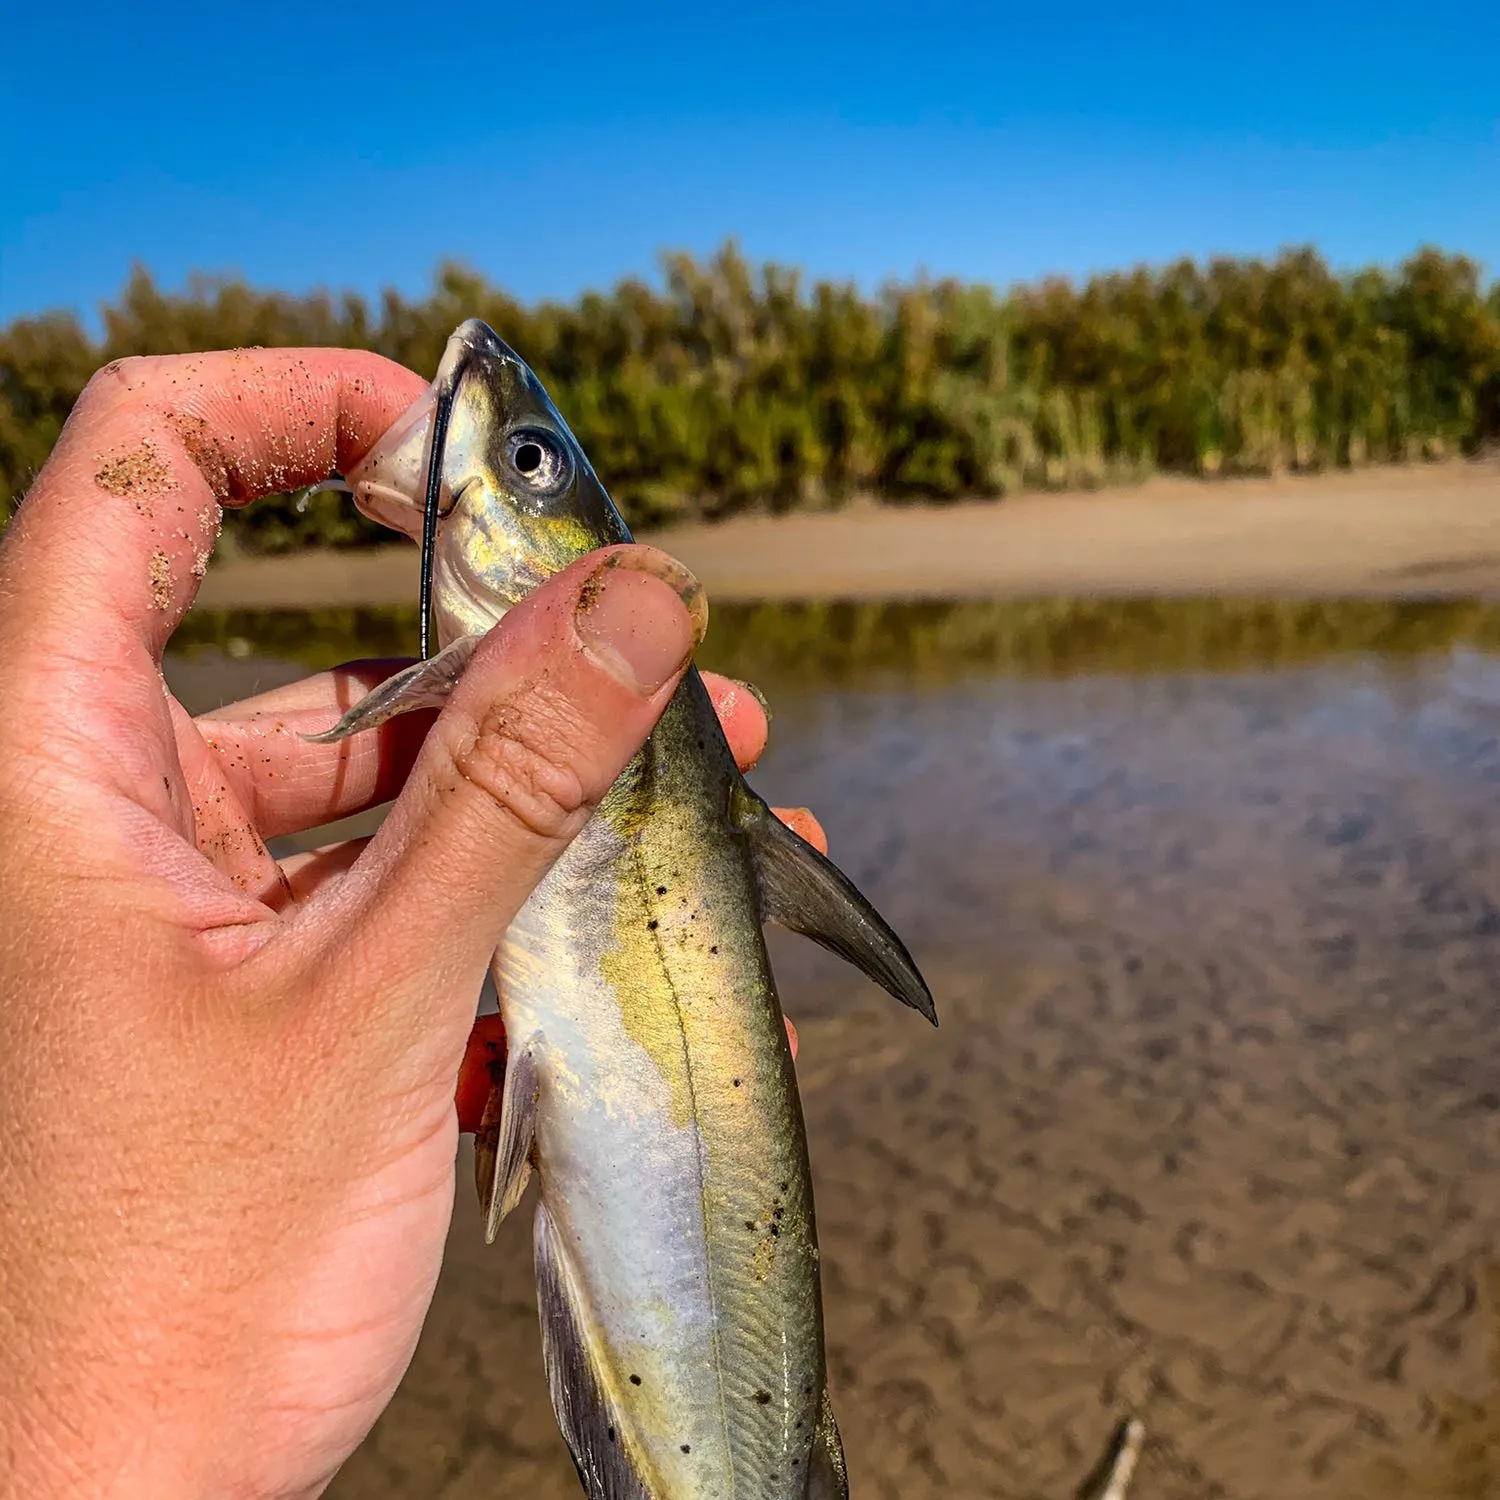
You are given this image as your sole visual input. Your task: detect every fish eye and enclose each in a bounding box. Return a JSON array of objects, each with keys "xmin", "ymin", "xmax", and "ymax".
[{"xmin": 505, "ymin": 428, "xmax": 571, "ymax": 497}]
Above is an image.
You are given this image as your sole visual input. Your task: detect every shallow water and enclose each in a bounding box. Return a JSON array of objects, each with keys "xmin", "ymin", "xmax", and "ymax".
[
  {"xmin": 173, "ymin": 595, "xmax": 1500, "ymax": 685},
  {"xmin": 166, "ymin": 603, "xmax": 1500, "ymax": 1500}
]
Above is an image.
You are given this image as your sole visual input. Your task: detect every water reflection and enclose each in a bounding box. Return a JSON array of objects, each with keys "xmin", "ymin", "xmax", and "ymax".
[
  {"xmin": 164, "ymin": 600, "xmax": 1500, "ymax": 1500},
  {"xmin": 743, "ymin": 654, "xmax": 1500, "ymax": 1500},
  {"xmin": 173, "ymin": 596, "xmax": 1500, "ymax": 686}
]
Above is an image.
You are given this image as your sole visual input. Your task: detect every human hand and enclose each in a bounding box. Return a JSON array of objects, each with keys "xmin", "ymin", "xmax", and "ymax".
[{"xmin": 0, "ymin": 348, "xmax": 823, "ymax": 1500}]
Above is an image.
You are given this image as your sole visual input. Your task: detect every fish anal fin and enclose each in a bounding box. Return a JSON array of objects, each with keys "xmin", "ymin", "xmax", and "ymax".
[
  {"xmin": 732, "ymin": 783, "xmax": 937, "ymax": 1024},
  {"xmin": 299, "ymin": 635, "xmax": 478, "ymax": 744},
  {"xmin": 535, "ymin": 1204, "xmax": 652, "ymax": 1500},
  {"xmin": 804, "ymin": 1388, "xmax": 849, "ymax": 1500},
  {"xmin": 474, "ymin": 1043, "xmax": 538, "ymax": 1243}
]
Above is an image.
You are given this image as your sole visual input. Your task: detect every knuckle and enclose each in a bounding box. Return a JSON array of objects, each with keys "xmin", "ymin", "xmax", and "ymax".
[
  {"xmin": 81, "ymin": 355, "xmax": 153, "ymax": 403},
  {"xmin": 442, "ymin": 700, "xmax": 592, "ymax": 843}
]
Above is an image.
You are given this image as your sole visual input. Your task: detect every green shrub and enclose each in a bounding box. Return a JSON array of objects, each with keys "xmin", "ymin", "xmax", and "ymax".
[{"xmin": 3, "ymin": 244, "xmax": 1496, "ymax": 550}]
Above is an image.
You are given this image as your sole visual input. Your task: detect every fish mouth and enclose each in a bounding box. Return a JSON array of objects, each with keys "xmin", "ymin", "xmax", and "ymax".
[
  {"xmin": 346, "ymin": 318, "xmax": 624, "ymax": 649},
  {"xmin": 343, "ymin": 321, "xmax": 522, "ymax": 541},
  {"xmin": 447, "ymin": 318, "xmax": 523, "ymax": 370}
]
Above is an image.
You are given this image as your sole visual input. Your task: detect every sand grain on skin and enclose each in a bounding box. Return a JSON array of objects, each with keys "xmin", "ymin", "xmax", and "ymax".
[
  {"xmin": 166, "ymin": 410, "xmax": 236, "ymax": 504},
  {"xmin": 148, "ymin": 550, "xmax": 173, "ymax": 611},
  {"xmin": 94, "ymin": 439, "xmax": 178, "ymax": 514}
]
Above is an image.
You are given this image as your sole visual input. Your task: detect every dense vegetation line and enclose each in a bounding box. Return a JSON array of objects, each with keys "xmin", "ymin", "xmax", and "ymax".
[{"xmin": 4, "ymin": 244, "xmax": 1498, "ymax": 551}]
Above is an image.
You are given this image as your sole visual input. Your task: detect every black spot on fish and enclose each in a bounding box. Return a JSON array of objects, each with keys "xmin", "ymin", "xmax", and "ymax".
[
  {"xmin": 710, "ymin": 945, "xmax": 719, "ymax": 955},
  {"xmin": 647, "ymin": 920, "xmax": 659, "ymax": 931},
  {"xmin": 733, "ymin": 1078, "xmax": 742, "ymax": 1087},
  {"xmin": 681, "ymin": 1444, "xmax": 692, "ymax": 1454},
  {"xmin": 630, "ymin": 1374, "xmax": 642, "ymax": 1386},
  {"xmin": 656, "ymin": 885, "xmax": 668, "ymax": 895},
  {"xmin": 745, "ymin": 1220, "xmax": 757, "ymax": 1231},
  {"xmin": 770, "ymin": 1224, "xmax": 780, "ymax": 1237},
  {"xmin": 754, "ymin": 1390, "xmax": 771, "ymax": 1405}
]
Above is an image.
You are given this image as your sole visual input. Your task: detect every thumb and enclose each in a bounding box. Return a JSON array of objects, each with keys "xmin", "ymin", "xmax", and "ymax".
[{"xmin": 326, "ymin": 544, "xmax": 705, "ymax": 1033}]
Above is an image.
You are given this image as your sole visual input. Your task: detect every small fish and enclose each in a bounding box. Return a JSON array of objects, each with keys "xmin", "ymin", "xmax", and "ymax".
[{"xmin": 311, "ymin": 321, "xmax": 936, "ymax": 1498}]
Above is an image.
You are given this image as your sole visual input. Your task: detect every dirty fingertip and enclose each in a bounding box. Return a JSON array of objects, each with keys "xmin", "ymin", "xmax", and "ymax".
[{"xmin": 574, "ymin": 549, "xmax": 707, "ymax": 695}]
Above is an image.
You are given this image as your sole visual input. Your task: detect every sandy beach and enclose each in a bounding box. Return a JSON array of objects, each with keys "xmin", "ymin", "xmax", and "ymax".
[{"xmin": 195, "ymin": 459, "xmax": 1500, "ymax": 610}]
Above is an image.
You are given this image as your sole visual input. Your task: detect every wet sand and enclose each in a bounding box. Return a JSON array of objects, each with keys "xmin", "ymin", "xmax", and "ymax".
[
  {"xmin": 164, "ymin": 642, "xmax": 1500, "ymax": 1500},
  {"xmin": 196, "ymin": 460, "xmax": 1500, "ymax": 609}
]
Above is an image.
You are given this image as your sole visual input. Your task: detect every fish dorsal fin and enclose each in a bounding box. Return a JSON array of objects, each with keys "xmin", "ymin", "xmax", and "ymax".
[
  {"xmin": 475, "ymin": 1042, "xmax": 539, "ymax": 1243},
  {"xmin": 534, "ymin": 1204, "xmax": 654, "ymax": 1500},
  {"xmin": 731, "ymin": 784, "xmax": 937, "ymax": 1024},
  {"xmin": 803, "ymin": 1389, "xmax": 850, "ymax": 1500}
]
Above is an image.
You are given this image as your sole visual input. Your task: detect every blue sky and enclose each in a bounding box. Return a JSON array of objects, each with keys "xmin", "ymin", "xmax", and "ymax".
[{"xmin": 3, "ymin": 0, "xmax": 1497, "ymax": 327}]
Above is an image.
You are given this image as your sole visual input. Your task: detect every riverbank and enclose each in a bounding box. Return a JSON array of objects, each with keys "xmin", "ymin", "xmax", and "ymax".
[{"xmin": 194, "ymin": 459, "xmax": 1500, "ymax": 611}]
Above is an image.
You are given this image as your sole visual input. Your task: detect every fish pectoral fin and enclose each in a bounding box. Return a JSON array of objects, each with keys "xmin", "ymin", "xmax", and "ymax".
[
  {"xmin": 535, "ymin": 1204, "xmax": 653, "ymax": 1500},
  {"xmin": 803, "ymin": 1389, "xmax": 850, "ymax": 1500},
  {"xmin": 299, "ymin": 635, "xmax": 479, "ymax": 744},
  {"xmin": 732, "ymin": 783, "xmax": 937, "ymax": 1024},
  {"xmin": 475, "ymin": 1042, "xmax": 539, "ymax": 1243}
]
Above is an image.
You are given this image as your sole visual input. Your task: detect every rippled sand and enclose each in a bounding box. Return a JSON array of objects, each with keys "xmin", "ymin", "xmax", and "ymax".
[
  {"xmin": 167, "ymin": 646, "xmax": 1500, "ymax": 1499},
  {"xmin": 740, "ymin": 662, "xmax": 1500, "ymax": 1500}
]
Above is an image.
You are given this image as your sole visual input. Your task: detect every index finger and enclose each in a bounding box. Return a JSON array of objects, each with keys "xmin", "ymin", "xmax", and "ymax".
[{"xmin": 0, "ymin": 347, "xmax": 426, "ymax": 664}]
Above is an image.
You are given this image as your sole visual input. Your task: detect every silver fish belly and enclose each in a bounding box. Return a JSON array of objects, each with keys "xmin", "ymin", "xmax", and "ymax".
[{"xmin": 497, "ymin": 678, "xmax": 827, "ymax": 1497}]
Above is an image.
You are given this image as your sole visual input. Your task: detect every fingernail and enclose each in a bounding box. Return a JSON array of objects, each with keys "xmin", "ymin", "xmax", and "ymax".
[
  {"xmin": 736, "ymin": 678, "xmax": 772, "ymax": 724},
  {"xmin": 574, "ymin": 547, "xmax": 708, "ymax": 695}
]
